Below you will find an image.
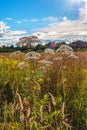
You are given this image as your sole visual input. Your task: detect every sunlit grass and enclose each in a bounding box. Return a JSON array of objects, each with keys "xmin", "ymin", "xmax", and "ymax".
[{"xmin": 0, "ymin": 51, "xmax": 87, "ymax": 130}]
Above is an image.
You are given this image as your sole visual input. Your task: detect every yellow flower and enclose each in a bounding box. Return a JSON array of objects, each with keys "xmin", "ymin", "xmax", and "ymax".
[{"xmin": 38, "ymin": 78, "xmax": 44, "ymax": 84}]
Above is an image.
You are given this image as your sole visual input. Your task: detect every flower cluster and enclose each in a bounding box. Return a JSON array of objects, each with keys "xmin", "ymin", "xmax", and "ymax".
[
  {"xmin": 10, "ymin": 51, "xmax": 23, "ymax": 58},
  {"xmin": 39, "ymin": 60, "xmax": 53, "ymax": 65},
  {"xmin": 24, "ymin": 51, "xmax": 41, "ymax": 61},
  {"xmin": 44, "ymin": 48, "xmax": 54, "ymax": 54},
  {"xmin": 56, "ymin": 45, "xmax": 73, "ymax": 55},
  {"xmin": 53, "ymin": 56, "xmax": 62, "ymax": 61}
]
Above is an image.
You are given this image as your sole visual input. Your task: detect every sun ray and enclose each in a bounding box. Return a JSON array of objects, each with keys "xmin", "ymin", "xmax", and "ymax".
[
  {"xmin": 69, "ymin": 0, "xmax": 82, "ymax": 5},
  {"xmin": 68, "ymin": 0, "xmax": 83, "ymax": 12}
]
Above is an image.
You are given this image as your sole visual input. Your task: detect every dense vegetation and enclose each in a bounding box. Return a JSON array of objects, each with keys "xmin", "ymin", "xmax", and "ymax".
[
  {"xmin": 1, "ymin": 40, "xmax": 87, "ymax": 52},
  {"xmin": 0, "ymin": 49, "xmax": 87, "ymax": 130}
]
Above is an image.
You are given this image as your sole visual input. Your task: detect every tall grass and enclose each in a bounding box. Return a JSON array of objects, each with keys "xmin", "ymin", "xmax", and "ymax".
[{"xmin": 0, "ymin": 52, "xmax": 87, "ymax": 130}]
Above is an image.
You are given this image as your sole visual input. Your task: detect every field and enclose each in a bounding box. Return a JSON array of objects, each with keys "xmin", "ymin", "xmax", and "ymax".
[{"xmin": 0, "ymin": 50, "xmax": 87, "ymax": 130}]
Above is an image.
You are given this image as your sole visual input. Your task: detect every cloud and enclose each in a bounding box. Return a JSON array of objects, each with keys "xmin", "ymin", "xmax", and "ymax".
[
  {"xmin": 1, "ymin": 0, "xmax": 87, "ymax": 46},
  {"xmin": 23, "ymin": 16, "xmax": 59, "ymax": 23},
  {"xmin": 17, "ymin": 21, "xmax": 21, "ymax": 24},
  {"xmin": 24, "ymin": 18, "xmax": 39, "ymax": 22},
  {"xmin": 32, "ymin": 0, "xmax": 87, "ymax": 42},
  {"xmin": 42, "ymin": 16, "xmax": 59, "ymax": 22},
  {"xmin": 0, "ymin": 21, "xmax": 27, "ymax": 46},
  {"xmin": 0, "ymin": 22, "xmax": 10, "ymax": 33},
  {"xmin": 6, "ymin": 18, "xmax": 13, "ymax": 20},
  {"xmin": 30, "ymin": 19, "xmax": 39, "ymax": 22}
]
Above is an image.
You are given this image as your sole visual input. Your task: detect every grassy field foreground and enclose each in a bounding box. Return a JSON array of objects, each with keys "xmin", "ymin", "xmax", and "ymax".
[{"xmin": 0, "ymin": 51, "xmax": 87, "ymax": 130}]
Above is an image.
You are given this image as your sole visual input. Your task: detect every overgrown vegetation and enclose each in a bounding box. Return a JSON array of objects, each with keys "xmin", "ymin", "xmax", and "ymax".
[{"xmin": 0, "ymin": 50, "xmax": 87, "ymax": 130}]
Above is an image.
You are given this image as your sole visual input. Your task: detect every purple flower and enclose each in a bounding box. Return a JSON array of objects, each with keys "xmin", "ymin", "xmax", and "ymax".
[{"xmin": 50, "ymin": 42, "xmax": 56, "ymax": 48}]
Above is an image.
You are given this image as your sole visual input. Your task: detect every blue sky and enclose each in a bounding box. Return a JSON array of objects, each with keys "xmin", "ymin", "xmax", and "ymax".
[{"xmin": 0, "ymin": 0, "xmax": 87, "ymax": 45}]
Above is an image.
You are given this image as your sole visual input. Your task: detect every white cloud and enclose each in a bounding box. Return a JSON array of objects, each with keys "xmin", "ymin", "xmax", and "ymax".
[
  {"xmin": 17, "ymin": 21, "xmax": 21, "ymax": 24},
  {"xmin": 32, "ymin": 0, "xmax": 87, "ymax": 42},
  {"xmin": 6, "ymin": 18, "xmax": 13, "ymax": 20},
  {"xmin": 0, "ymin": 22, "xmax": 10, "ymax": 33},
  {"xmin": 1, "ymin": 0, "xmax": 87, "ymax": 45},
  {"xmin": 23, "ymin": 17, "xmax": 59, "ymax": 23},
  {"xmin": 42, "ymin": 16, "xmax": 59, "ymax": 22},
  {"xmin": 0, "ymin": 21, "xmax": 27, "ymax": 46},
  {"xmin": 24, "ymin": 18, "xmax": 39, "ymax": 22},
  {"xmin": 30, "ymin": 19, "xmax": 39, "ymax": 22},
  {"xmin": 9, "ymin": 30, "xmax": 27, "ymax": 35}
]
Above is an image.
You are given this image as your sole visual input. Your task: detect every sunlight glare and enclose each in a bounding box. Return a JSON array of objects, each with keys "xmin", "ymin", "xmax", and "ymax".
[{"xmin": 69, "ymin": 0, "xmax": 82, "ymax": 5}]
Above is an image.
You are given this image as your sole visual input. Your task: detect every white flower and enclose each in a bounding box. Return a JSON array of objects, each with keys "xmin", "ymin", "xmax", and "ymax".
[
  {"xmin": 24, "ymin": 51, "xmax": 41, "ymax": 60},
  {"xmin": 62, "ymin": 51, "xmax": 74, "ymax": 55},
  {"xmin": 53, "ymin": 56, "xmax": 62, "ymax": 61},
  {"xmin": 10, "ymin": 51, "xmax": 23, "ymax": 58},
  {"xmin": 56, "ymin": 45, "xmax": 73, "ymax": 53},
  {"xmin": 24, "ymin": 56, "xmax": 40, "ymax": 61},
  {"xmin": 39, "ymin": 66, "xmax": 46, "ymax": 71},
  {"xmin": 39, "ymin": 60, "xmax": 53, "ymax": 65},
  {"xmin": 68, "ymin": 54, "xmax": 79, "ymax": 59},
  {"xmin": 44, "ymin": 48, "xmax": 54, "ymax": 54},
  {"xmin": 24, "ymin": 51, "xmax": 41, "ymax": 57},
  {"xmin": 17, "ymin": 62, "xmax": 28, "ymax": 69}
]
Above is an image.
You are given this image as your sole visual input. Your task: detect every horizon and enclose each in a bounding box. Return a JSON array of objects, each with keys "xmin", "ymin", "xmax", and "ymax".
[{"xmin": 0, "ymin": 0, "xmax": 87, "ymax": 46}]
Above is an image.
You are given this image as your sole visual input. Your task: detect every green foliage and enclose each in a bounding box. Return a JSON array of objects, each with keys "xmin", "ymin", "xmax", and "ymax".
[
  {"xmin": 0, "ymin": 52, "xmax": 87, "ymax": 130},
  {"xmin": 1, "ymin": 40, "xmax": 87, "ymax": 53}
]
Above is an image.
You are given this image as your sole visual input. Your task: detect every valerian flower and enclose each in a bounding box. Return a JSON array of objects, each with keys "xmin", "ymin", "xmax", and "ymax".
[
  {"xmin": 56, "ymin": 45, "xmax": 74, "ymax": 55},
  {"xmin": 53, "ymin": 56, "xmax": 62, "ymax": 61},
  {"xmin": 68, "ymin": 54, "xmax": 79, "ymax": 59},
  {"xmin": 17, "ymin": 62, "xmax": 28, "ymax": 69},
  {"xmin": 24, "ymin": 51, "xmax": 41, "ymax": 60},
  {"xmin": 39, "ymin": 60, "xmax": 53, "ymax": 65},
  {"xmin": 56, "ymin": 45, "xmax": 73, "ymax": 52},
  {"xmin": 10, "ymin": 51, "xmax": 24, "ymax": 58},
  {"xmin": 44, "ymin": 48, "xmax": 55, "ymax": 54}
]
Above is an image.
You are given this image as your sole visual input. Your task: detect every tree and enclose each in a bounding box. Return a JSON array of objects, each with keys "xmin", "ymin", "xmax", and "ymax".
[{"xmin": 16, "ymin": 35, "xmax": 42, "ymax": 50}]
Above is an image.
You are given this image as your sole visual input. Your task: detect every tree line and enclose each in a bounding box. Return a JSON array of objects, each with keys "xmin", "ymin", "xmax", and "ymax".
[{"xmin": 0, "ymin": 40, "xmax": 87, "ymax": 52}]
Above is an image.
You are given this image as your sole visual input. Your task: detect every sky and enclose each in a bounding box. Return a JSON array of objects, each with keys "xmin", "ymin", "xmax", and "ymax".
[{"xmin": 0, "ymin": 0, "xmax": 87, "ymax": 46}]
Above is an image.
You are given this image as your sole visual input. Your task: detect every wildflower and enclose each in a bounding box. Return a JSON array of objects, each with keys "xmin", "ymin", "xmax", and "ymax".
[
  {"xmin": 65, "ymin": 118, "xmax": 69, "ymax": 123},
  {"xmin": 17, "ymin": 62, "xmax": 27, "ymax": 69},
  {"xmin": 24, "ymin": 51, "xmax": 41, "ymax": 60},
  {"xmin": 62, "ymin": 51, "xmax": 74, "ymax": 55},
  {"xmin": 38, "ymin": 78, "xmax": 44, "ymax": 84},
  {"xmin": 25, "ymin": 77, "xmax": 30, "ymax": 81},
  {"xmin": 68, "ymin": 54, "xmax": 79, "ymax": 59},
  {"xmin": 45, "ymin": 64, "xmax": 53, "ymax": 67},
  {"xmin": 24, "ymin": 56, "xmax": 40, "ymax": 61},
  {"xmin": 50, "ymin": 41, "xmax": 56, "ymax": 48},
  {"xmin": 44, "ymin": 48, "xmax": 54, "ymax": 54},
  {"xmin": 39, "ymin": 60, "xmax": 53, "ymax": 65},
  {"xmin": 53, "ymin": 56, "xmax": 62, "ymax": 61},
  {"xmin": 10, "ymin": 50, "xmax": 23, "ymax": 58},
  {"xmin": 56, "ymin": 45, "xmax": 73, "ymax": 52},
  {"xmin": 39, "ymin": 66, "xmax": 46, "ymax": 71},
  {"xmin": 39, "ymin": 66, "xmax": 46, "ymax": 74},
  {"xmin": 24, "ymin": 51, "xmax": 41, "ymax": 57}
]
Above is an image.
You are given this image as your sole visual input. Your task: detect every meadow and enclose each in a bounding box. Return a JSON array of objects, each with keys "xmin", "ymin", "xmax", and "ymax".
[{"xmin": 0, "ymin": 48, "xmax": 87, "ymax": 130}]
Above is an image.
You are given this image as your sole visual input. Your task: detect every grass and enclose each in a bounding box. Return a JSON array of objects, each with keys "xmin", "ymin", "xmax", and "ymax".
[{"xmin": 0, "ymin": 51, "xmax": 87, "ymax": 130}]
